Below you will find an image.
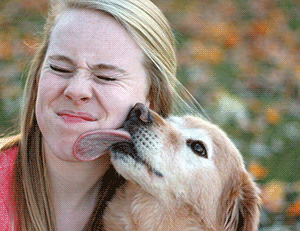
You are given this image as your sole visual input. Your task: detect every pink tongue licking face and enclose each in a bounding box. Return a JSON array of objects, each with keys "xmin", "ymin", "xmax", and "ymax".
[{"xmin": 73, "ymin": 130, "xmax": 132, "ymax": 161}]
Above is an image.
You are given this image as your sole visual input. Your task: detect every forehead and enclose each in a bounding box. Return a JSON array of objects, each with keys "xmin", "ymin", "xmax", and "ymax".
[
  {"xmin": 168, "ymin": 116, "xmax": 212, "ymax": 143},
  {"xmin": 47, "ymin": 9, "xmax": 144, "ymax": 65}
]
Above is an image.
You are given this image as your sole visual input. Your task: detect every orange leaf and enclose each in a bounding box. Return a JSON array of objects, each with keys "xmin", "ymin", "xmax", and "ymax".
[
  {"xmin": 0, "ymin": 40, "xmax": 12, "ymax": 60},
  {"xmin": 249, "ymin": 161, "xmax": 268, "ymax": 179},
  {"xmin": 287, "ymin": 198, "xmax": 300, "ymax": 217},
  {"xmin": 266, "ymin": 108, "xmax": 281, "ymax": 125},
  {"xmin": 261, "ymin": 180, "xmax": 285, "ymax": 213}
]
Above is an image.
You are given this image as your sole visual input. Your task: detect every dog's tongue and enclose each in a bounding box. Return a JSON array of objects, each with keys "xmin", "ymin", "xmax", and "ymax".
[{"xmin": 73, "ymin": 130, "xmax": 132, "ymax": 161}]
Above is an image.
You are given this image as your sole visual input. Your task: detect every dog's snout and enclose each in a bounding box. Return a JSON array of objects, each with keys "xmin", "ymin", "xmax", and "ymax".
[{"xmin": 130, "ymin": 103, "xmax": 153, "ymax": 124}]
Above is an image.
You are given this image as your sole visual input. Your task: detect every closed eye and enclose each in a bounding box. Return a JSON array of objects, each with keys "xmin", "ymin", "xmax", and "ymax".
[
  {"xmin": 96, "ymin": 76, "xmax": 117, "ymax": 81},
  {"xmin": 186, "ymin": 139, "xmax": 208, "ymax": 158},
  {"xmin": 50, "ymin": 64, "xmax": 72, "ymax": 73}
]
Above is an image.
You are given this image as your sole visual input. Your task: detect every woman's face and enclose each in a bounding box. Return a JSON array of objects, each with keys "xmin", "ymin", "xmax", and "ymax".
[{"xmin": 35, "ymin": 9, "xmax": 150, "ymax": 162}]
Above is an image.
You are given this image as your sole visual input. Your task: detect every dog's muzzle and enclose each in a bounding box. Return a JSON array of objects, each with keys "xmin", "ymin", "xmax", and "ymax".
[{"xmin": 111, "ymin": 103, "xmax": 163, "ymax": 178}]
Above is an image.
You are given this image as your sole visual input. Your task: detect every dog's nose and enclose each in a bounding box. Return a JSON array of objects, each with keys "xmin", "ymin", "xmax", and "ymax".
[{"xmin": 129, "ymin": 103, "xmax": 153, "ymax": 124}]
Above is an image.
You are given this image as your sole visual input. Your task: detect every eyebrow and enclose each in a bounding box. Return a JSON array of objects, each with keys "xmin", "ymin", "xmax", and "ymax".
[
  {"xmin": 48, "ymin": 55, "xmax": 127, "ymax": 74},
  {"xmin": 48, "ymin": 55, "xmax": 75, "ymax": 65}
]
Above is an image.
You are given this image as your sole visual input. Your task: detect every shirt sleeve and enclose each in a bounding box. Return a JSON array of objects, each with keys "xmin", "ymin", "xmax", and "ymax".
[{"xmin": 0, "ymin": 146, "xmax": 18, "ymax": 230}]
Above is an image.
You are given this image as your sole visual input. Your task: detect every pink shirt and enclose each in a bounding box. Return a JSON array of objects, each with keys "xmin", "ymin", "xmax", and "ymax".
[{"xmin": 0, "ymin": 146, "xmax": 18, "ymax": 230}]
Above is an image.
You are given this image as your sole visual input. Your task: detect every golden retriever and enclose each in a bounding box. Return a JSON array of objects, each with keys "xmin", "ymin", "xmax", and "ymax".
[{"xmin": 101, "ymin": 103, "xmax": 261, "ymax": 230}]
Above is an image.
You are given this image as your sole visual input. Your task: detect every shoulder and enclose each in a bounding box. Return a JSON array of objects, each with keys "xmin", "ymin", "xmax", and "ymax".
[
  {"xmin": 0, "ymin": 135, "xmax": 19, "ymax": 183},
  {"xmin": 0, "ymin": 135, "xmax": 19, "ymax": 168},
  {"xmin": 0, "ymin": 137, "xmax": 19, "ymax": 230},
  {"xmin": 0, "ymin": 135, "xmax": 19, "ymax": 188},
  {"xmin": 0, "ymin": 134, "xmax": 20, "ymax": 152},
  {"xmin": 0, "ymin": 146, "xmax": 18, "ymax": 169}
]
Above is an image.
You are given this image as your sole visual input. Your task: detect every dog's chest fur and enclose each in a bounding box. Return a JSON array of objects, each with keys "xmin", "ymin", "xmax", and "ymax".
[{"xmin": 103, "ymin": 182, "xmax": 217, "ymax": 231}]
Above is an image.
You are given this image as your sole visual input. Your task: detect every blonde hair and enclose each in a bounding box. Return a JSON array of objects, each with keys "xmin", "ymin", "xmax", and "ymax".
[{"xmin": 2, "ymin": 0, "xmax": 203, "ymax": 230}]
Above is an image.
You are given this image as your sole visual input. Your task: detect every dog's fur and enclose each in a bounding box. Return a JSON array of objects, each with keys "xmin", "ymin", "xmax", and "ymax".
[{"xmin": 103, "ymin": 105, "xmax": 261, "ymax": 230}]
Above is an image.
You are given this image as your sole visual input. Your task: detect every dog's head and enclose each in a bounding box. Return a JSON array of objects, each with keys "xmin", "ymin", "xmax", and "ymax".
[{"xmin": 110, "ymin": 103, "xmax": 261, "ymax": 230}]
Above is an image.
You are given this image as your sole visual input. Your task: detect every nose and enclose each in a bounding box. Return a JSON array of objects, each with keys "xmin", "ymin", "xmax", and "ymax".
[
  {"xmin": 127, "ymin": 103, "xmax": 153, "ymax": 124},
  {"xmin": 64, "ymin": 76, "xmax": 93, "ymax": 104}
]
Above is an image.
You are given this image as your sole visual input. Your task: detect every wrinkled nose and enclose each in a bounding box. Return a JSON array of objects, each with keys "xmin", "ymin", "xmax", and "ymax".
[
  {"xmin": 128, "ymin": 103, "xmax": 153, "ymax": 124},
  {"xmin": 64, "ymin": 77, "xmax": 92, "ymax": 104}
]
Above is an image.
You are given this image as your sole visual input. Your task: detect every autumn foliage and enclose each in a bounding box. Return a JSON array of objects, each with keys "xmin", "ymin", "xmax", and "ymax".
[{"xmin": 0, "ymin": 0, "xmax": 299, "ymax": 228}]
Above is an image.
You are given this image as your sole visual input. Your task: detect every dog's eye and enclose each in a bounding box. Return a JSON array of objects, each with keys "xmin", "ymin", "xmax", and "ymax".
[{"xmin": 186, "ymin": 139, "xmax": 207, "ymax": 158}]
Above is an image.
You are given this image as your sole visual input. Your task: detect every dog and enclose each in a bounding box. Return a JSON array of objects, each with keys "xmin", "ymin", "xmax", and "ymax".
[{"xmin": 103, "ymin": 103, "xmax": 261, "ymax": 230}]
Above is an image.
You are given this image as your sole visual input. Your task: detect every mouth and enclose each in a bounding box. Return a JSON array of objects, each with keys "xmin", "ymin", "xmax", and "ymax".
[
  {"xmin": 110, "ymin": 142, "xmax": 163, "ymax": 178},
  {"xmin": 57, "ymin": 110, "xmax": 97, "ymax": 122}
]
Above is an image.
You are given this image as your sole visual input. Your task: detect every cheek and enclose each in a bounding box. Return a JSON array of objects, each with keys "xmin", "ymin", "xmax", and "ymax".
[
  {"xmin": 131, "ymin": 79, "xmax": 151, "ymax": 107},
  {"xmin": 35, "ymin": 75, "xmax": 65, "ymax": 122},
  {"xmin": 96, "ymin": 85, "xmax": 149, "ymax": 129},
  {"xmin": 97, "ymin": 80, "xmax": 149, "ymax": 110},
  {"xmin": 133, "ymin": 88, "xmax": 150, "ymax": 106},
  {"xmin": 35, "ymin": 77, "xmax": 49, "ymax": 119},
  {"xmin": 37, "ymin": 74, "xmax": 65, "ymax": 104}
]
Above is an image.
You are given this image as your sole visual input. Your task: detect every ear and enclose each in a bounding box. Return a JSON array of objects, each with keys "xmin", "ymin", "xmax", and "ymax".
[{"xmin": 219, "ymin": 171, "xmax": 261, "ymax": 231}]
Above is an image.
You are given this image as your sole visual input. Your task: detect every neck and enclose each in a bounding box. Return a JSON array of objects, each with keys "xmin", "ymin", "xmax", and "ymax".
[
  {"xmin": 46, "ymin": 149, "xmax": 110, "ymax": 231},
  {"xmin": 47, "ymin": 153, "xmax": 110, "ymax": 204}
]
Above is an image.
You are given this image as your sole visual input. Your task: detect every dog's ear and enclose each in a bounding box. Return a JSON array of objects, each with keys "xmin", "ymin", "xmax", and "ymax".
[{"xmin": 219, "ymin": 171, "xmax": 261, "ymax": 231}]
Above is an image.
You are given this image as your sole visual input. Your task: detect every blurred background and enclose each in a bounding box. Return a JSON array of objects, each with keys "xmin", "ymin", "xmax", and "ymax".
[{"xmin": 0, "ymin": 0, "xmax": 299, "ymax": 229}]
